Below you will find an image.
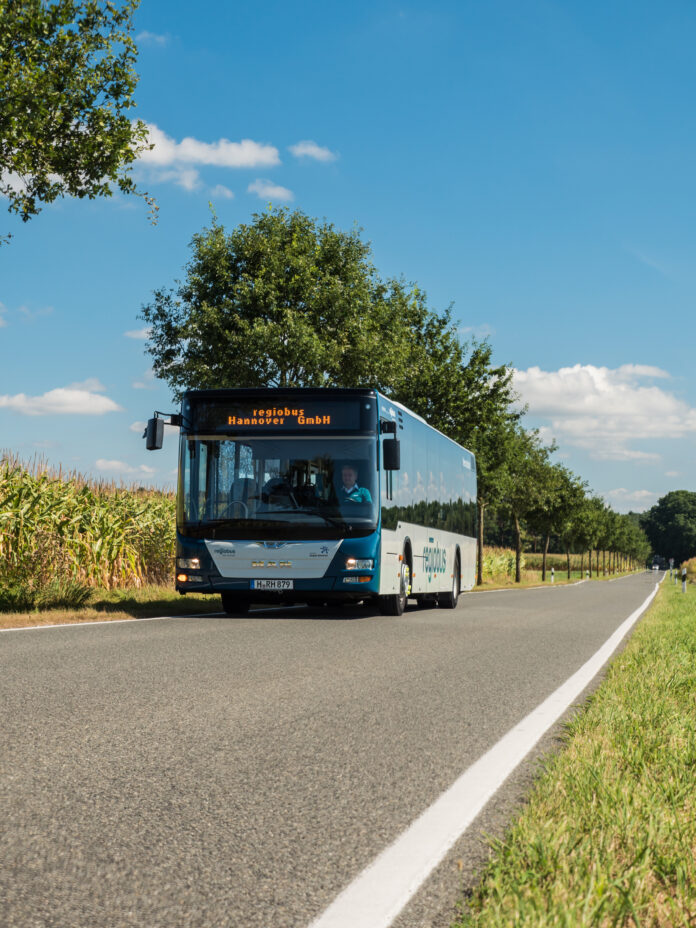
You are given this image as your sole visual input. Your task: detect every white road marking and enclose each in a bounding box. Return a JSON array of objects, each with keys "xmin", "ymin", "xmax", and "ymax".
[
  {"xmin": 307, "ymin": 580, "xmax": 661, "ymax": 928},
  {"xmin": 0, "ymin": 602, "xmax": 312, "ymax": 633},
  {"xmin": 0, "ymin": 613, "xmax": 213, "ymax": 632}
]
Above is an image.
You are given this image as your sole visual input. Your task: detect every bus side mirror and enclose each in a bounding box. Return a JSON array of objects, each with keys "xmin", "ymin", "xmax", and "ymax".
[
  {"xmin": 383, "ymin": 437, "xmax": 400, "ymax": 470},
  {"xmin": 145, "ymin": 417, "xmax": 164, "ymax": 450}
]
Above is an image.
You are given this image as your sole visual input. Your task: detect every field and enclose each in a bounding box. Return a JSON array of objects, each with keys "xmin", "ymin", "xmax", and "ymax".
[
  {"xmin": 453, "ymin": 579, "xmax": 696, "ymax": 927},
  {"xmin": 0, "ymin": 453, "xmax": 176, "ymax": 610}
]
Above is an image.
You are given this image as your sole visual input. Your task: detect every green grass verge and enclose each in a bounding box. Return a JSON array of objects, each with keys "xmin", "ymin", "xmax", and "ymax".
[
  {"xmin": 474, "ymin": 570, "xmax": 640, "ymax": 591},
  {"xmin": 453, "ymin": 579, "xmax": 696, "ymax": 927},
  {"xmin": 0, "ymin": 585, "xmax": 220, "ymax": 629}
]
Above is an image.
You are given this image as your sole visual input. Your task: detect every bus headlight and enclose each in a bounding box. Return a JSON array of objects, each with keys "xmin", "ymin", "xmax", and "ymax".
[
  {"xmin": 177, "ymin": 557, "xmax": 200, "ymax": 569},
  {"xmin": 345, "ymin": 558, "xmax": 374, "ymax": 570}
]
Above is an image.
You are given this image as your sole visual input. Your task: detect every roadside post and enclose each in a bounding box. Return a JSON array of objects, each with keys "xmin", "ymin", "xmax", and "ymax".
[
  {"xmin": 669, "ymin": 557, "xmax": 674, "ymax": 578},
  {"xmin": 551, "ymin": 567, "xmax": 555, "ymax": 583},
  {"xmin": 585, "ymin": 570, "xmax": 589, "ymax": 580},
  {"xmin": 683, "ymin": 567, "xmax": 688, "ymax": 594}
]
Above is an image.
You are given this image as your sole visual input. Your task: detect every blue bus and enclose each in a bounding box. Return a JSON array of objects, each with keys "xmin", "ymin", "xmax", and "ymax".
[{"xmin": 145, "ymin": 388, "xmax": 477, "ymax": 615}]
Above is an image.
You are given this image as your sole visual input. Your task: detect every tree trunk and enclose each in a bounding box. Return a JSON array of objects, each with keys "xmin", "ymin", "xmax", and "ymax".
[
  {"xmin": 596, "ymin": 548, "xmax": 600, "ymax": 575},
  {"xmin": 588, "ymin": 549, "xmax": 593, "ymax": 577},
  {"xmin": 580, "ymin": 551, "xmax": 585, "ymax": 576},
  {"xmin": 476, "ymin": 500, "xmax": 485, "ymax": 586},
  {"xmin": 514, "ymin": 513, "xmax": 522, "ymax": 583},
  {"xmin": 566, "ymin": 548, "xmax": 571, "ymax": 579},
  {"xmin": 602, "ymin": 549, "xmax": 606, "ymax": 576},
  {"xmin": 542, "ymin": 534, "xmax": 550, "ymax": 581}
]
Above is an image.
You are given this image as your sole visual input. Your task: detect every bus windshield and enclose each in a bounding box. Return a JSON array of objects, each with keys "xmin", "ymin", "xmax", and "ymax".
[{"xmin": 178, "ymin": 435, "xmax": 378, "ymax": 539}]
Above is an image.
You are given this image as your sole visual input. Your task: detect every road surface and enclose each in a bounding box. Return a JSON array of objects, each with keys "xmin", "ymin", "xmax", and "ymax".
[{"xmin": 1, "ymin": 572, "xmax": 658, "ymax": 928}]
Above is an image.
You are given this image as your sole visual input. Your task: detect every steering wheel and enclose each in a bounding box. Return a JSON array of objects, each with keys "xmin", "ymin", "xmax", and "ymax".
[{"xmin": 219, "ymin": 499, "xmax": 249, "ymax": 518}]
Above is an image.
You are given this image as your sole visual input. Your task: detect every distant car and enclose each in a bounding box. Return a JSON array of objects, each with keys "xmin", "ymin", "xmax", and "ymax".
[{"xmin": 652, "ymin": 565, "xmax": 658, "ymax": 570}]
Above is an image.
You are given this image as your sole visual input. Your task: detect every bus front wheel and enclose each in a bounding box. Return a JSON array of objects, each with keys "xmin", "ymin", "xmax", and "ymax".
[{"xmin": 378, "ymin": 561, "xmax": 410, "ymax": 616}]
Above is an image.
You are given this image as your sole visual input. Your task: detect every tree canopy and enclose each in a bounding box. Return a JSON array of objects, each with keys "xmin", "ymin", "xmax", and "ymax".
[
  {"xmin": 641, "ymin": 491, "xmax": 696, "ymax": 565},
  {"xmin": 0, "ymin": 0, "xmax": 151, "ymax": 226},
  {"xmin": 141, "ymin": 208, "xmax": 503, "ymax": 404}
]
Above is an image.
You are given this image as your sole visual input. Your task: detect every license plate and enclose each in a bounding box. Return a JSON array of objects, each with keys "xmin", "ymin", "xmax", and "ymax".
[{"xmin": 252, "ymin": 579, "xmax": 293, "ymax": 590}]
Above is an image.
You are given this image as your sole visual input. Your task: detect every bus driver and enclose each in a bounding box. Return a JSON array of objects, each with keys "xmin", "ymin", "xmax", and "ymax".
[{"xmin": 339, "ymin": 463, "xmax": 372, "ymax": 504}]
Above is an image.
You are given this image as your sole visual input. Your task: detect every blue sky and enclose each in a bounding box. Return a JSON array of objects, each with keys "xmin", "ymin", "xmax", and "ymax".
[{"xmin": 2, "ymin": 0, "xmax": 695, "ymax": 512}]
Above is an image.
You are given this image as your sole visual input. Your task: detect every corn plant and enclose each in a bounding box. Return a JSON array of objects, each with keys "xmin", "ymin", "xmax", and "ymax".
[{"xmin": 0, "ymin": 454, "xmax": 176, "ymax": 596}]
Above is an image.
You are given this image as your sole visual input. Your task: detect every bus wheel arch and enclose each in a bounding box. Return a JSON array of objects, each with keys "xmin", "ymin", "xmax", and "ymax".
[{"xmin": 378, "ymin": 543, "xmax": 411, "ymax": 616}]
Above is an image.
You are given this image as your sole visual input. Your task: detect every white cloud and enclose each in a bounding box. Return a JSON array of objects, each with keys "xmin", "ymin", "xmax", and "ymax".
[
  {"xmin": 665, "ymin": 470, "xmax": 680, "ymax": 477},
  {"xmin": 0, "ymin": 380, "xmax": 122, "ymax": 416},
  {"xmin": 289, "ymin": 140, "xmax": 338, "ymax": 162},
  {"xmin": 124, "ymin": 327, "xmax": 152, "ymax": 339},
  {"xmin": 604, "ymin": 488, "xmax": 658, "ymax": 511},
  {"xmin": 136, "ymin": 30, "xmax": 169, "ymax": 45},
  {"xmin": 95, "ymin": 459, "xmax": 157, "ymax": 476},
  {"xmin": 248, "ymin": 178, "xmax": 294, "ymax": 201},
  {"xmin": 0, "ymin": 302, "xmax": 6, "ymax": 328},
  {"xmin": 210, "ymin": 184, "xmax": 235, "ymax": 199},
  {"xmin": 140, "ymin": 124, "xmax": 280, "ymax": 169},
  {"xmin": 513, "ymin": 363, "xmax": 696, "ymax": 460},
  {"xmin": 19, "ymin": 304, "xmax": 54, "ymax": 320},
  {"xmin": 132, "ymin": 369, "xmax": 157, "ymax": 390},
  {"xmin": 152, "ymin": 167, "xmax": 201, "ymax": 191}
]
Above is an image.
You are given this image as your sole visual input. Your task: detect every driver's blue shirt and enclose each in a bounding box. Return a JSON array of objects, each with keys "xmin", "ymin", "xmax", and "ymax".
[{"xmin": 341, "ymin": 484, "xmax": 372, "ymax": 503}]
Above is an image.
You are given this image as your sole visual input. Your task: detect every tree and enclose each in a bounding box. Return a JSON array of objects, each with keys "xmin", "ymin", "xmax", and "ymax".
[
  {"xmin": 142, "ymin": 207, "xmax": 523, "ymax": 590},
  {"xmin": 641, "ymin": 491, "xmax": 696, "ymax": 565},
  {"xmin": 141, "ymin": 209, "xmax": 444, "ymax": 397},
  {"xmin": 498, "ymin": 426, "xmax": 548, "ymax": 583},
  {"xmin": 0, "ymin": 0, "xmax": 151, "ymax": 227},
  {"xmin": 571, "ymin": 496, "xmax": 606, "ymax": 578},
  {"xmin": 552, "ymin": 469, "xmax": 587, "ymax": 579},
  {"xmin": 525, "ymin": 461, "xmax": 582, "ymax": 582}
]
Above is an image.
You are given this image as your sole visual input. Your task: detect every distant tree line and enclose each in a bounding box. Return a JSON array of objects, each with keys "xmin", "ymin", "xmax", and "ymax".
[{"xmin": 141, "ymin": 206, "xmax": 655, "ymax": 581}]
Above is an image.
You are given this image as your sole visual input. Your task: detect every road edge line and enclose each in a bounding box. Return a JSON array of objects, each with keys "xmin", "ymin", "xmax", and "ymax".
[{"xmin": 307, "ymin": 579, "xmax": 661, "ymax": 928}]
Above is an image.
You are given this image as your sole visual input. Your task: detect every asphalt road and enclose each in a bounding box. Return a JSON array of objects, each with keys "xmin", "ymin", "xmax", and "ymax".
[{"xmin": 1, "ymin": 572, "xmax": 659, "ymax": 928}]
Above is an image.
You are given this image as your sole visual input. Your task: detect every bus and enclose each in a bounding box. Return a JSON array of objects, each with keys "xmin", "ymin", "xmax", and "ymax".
[{"xmin": 145, "ymin": 388, "xmax": 477, "ymax": 615}]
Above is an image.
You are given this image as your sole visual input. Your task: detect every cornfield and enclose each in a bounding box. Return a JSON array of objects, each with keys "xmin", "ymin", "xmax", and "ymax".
[
  {"xmin": 0, "ymin": 454, "xmax": 176, "ymax": 604},
  {"xmin": 482, "ymin": 546, "xmax": 523, "ymax": 580}
]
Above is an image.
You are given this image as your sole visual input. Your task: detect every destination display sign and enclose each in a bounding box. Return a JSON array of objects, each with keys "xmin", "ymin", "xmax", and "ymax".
[{"xmin": 189, "ymin": 398, "xmax": 365, "ymax": 432}]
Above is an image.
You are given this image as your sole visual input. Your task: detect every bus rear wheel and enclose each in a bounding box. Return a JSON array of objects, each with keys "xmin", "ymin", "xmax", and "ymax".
[
  {"xmin": 438, "ymin": 556, "xmax": 460, "ymax": 609},
  {"xmin": 221, "ymin": 592, "xmax": 250, "ymax": 616},
  {"xmin": 378, "ymin": 561, "xmax": 410, "ymax": 616}
]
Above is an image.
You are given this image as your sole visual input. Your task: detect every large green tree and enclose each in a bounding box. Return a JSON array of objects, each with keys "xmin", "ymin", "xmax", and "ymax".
[
  {"xmin": 142, "ymin": 208, "xmax": 474, "ymax": 398},
  {"xmin": 0, "ymin": 0, "xmax": 151, "ymax": 226},
  {"xmin": 641, "ymin": 491, "xmax": 696, "ymax": 565}
]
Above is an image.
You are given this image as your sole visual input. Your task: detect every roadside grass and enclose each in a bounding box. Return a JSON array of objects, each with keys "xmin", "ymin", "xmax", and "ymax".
[
  {"xmin": 474, "ymin": 569, "xmax": 641, "ymax": 592},
  {"xmin": 0, "ymin": 586, "xmax": 220, "ymax": 630},
  {"xmin": 453, "ymin": 579, "xmax": 696, "ymax": 928}
]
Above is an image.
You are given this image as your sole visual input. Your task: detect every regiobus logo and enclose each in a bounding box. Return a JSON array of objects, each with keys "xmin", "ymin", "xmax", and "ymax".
[{"xmin": 423, "ymin": 544, "xmax": 446, "ymax": 579}]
